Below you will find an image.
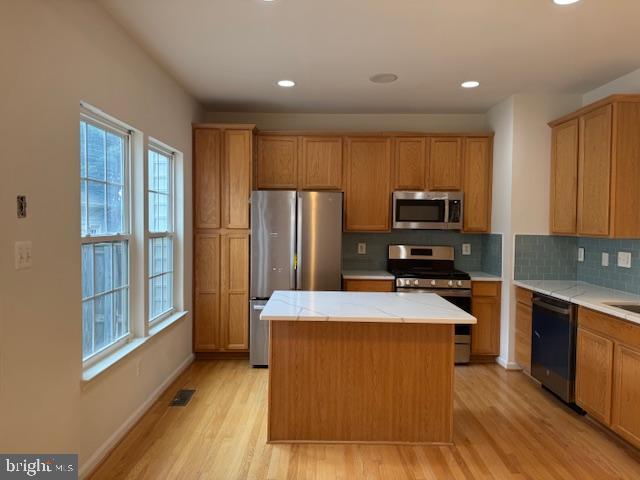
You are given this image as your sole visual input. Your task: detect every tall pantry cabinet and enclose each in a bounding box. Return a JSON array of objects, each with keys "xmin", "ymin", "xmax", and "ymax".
[{"xmin": 193, "ymin": 124, "xmax": 254, "ymax": 354}]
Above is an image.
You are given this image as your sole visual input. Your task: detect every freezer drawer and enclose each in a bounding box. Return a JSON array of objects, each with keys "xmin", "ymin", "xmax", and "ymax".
[{"xmin": 250, "ymin": 300, "xmax": 269, "ymax": 367}]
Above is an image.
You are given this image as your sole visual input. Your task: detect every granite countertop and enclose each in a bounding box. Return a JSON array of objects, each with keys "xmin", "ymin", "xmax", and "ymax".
[
  {"xmin": 261, "ymin": 291, "xmax": 477, "ymax": 324},
  {"xmin": 342, "ymin": 270, "xmax": 395, "ymax": 280},
  {"xmin": 468, "ymin": 271, "xmax": 502, "ymax": 282},
  {"xmin": 514, "ymin": 279, "xmax": 640, "ymax": 326}
]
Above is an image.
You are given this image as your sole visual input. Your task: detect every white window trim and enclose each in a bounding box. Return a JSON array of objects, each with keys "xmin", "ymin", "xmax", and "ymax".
[
  {"xmin": 81, "ymin": 111, "xmax": 134, "ymax": 368},
  {"xmin": 147, "ymin": 141, "xmax": 177, "ymax": 327}
]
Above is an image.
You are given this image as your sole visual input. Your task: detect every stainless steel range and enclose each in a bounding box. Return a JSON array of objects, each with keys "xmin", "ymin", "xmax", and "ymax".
[{"xmin": 388, "ymin": 245, "xmax": 472, "ymax": 364}]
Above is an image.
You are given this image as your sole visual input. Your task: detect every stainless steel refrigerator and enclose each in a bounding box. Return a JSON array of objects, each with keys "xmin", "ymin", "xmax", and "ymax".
[{"xmin": 250, "ymin": 191, "xmax": 343, "ymax": 366}]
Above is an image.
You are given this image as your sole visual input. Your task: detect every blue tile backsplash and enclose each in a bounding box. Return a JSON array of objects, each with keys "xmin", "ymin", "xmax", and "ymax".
[
  {"xmin": 343, "ymin": 231, "xmax": 502, "ymax": 276},
  {"xmin": 515, "ymin": 234, "xmax": 640, "ymax": 295}
]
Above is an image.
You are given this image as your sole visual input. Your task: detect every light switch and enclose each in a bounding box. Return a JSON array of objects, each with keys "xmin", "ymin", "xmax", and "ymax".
[
  {"xmin": 577, "ymin": 247, "xmax": 585, "ymax": 262},
  {"xmin": 601, "ymin": 252, "xmax": 609, "ymax": 267},
  {"xmin": 618, "ymin": 251, "xmax": 632, "ymax": 269},
  {"xmin": 462, "ymin": 244, "xmax": 471, "ymax": 256},
  {"xmin": 14, "ymin": 241, "xmax": 33, "ymax": 270},
  {"xmin": 357, "ymin": 242, "xmax": 367, "ymax": 255}
]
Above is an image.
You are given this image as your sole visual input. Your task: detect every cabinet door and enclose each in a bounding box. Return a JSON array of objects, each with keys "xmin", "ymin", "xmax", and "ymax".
[
  {"xmin": 471, "ymin": 296, "xmax": 500, "ymax": 355},
  {"xmin": 257, "ymin": 136, "xmax": 298, "ymax": 189},
  {"xmin": 577, "ymin": 105, "xmax": 612, "ymax": 237},
  {"xmin": 576, "ymin": 327, "xmax": 614, "ymax": 424},
  {"xmin": 194, "ymin": 129, "xmax": 221, "ymax": 229},
  {"xmin": 344, "ymin": 137, "xmax": 392, "ymax": 232},
  {"xmin": 299, "ymin": 136, "xmax": 343, "ymax": 190},
  {"xmin": 221, "ymin": 232, "xmax": 249, "ymax": 350},
  {"xmin": 515, "ymin": 301, "xmax": 532, "ymax": 372},
  {"xmin": 429, "ymin": 137, "xmax": 462, "ymax": 191},
  {"xmin": 223, "ymin": 130, "xmax": 252, "ymax": 229},
  {"xmin": 550, "ymin": 119, "xmax": 579, "ymax": 234},
  {"xmin": 194, "ymin": 233, "xmax": 221, "ymax": 351},
  {"xmin": 612, "ymin": 344, "xmax": 640, "ymax": 449},
  {"xmin": 462, "ymin": 137, "xmax": 492, "ymax": 232},
  {"xmin": 393, "ymin": 137, "xmax": 427, "ymax": 190}
]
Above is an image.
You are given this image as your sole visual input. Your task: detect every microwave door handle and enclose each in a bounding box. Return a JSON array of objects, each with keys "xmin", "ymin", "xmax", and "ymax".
[{"xmin": 444, "ymin": 199, "xmax": 450, "ymax": 224}]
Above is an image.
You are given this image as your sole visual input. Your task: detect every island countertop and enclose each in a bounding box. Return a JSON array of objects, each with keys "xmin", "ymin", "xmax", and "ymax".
[{"xmin": 261, "ymin": 290, "xmax": 477, "ymax": 324}]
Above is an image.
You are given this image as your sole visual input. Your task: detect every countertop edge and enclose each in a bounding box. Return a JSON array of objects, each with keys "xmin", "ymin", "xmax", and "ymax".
[{"xmin": 261, "ymin": 315, "xmax": 477, "ymax": 324}]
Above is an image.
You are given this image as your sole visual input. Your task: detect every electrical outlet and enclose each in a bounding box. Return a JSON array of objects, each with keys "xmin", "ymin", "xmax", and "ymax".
[
  {"xmin": 601, "ymin": 252, "xmax": 609, "ymax": 267},
  {"xmin": 357, "ymin": 242, "xmax": 367, "ymax": 255},
  {"xmin": 462, "ymin": 244, "xmax": 471, "ymax": 256},
  {"xmin": 14, "ymin": 241, "xmax": 32, "ymax": 270},
  {"xmin": 618, "ymin": 251, "xmax": 632, "ymax": 269},
  {"xmin": 577, "ymin": 247, "xmax": 585, "ymax": 262}
]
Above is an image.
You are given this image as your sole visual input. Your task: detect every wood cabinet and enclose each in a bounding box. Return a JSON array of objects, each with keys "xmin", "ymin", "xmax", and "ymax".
[
  {"xmin": 343, "ymin": 137, "xmax": 392, "ymax": 232},
  {"xmin": 576, "ymin": 326, "xmax": 614, "ymax": 424},
  {"xmin": 462, "ymin": 137, "xmax": 492, "ymax": 232},
  {"xmin": 429, "ymin": 137, "xmax": 462, "ymax": 191},
  {"xmin": 576, "ymin": 306, "xmax": 640, "ymax": 449},
  {"xmin": 193, "ymin": 124, "xmax": 254, "ymax": 354},
  {"xmin": 257, "ymin": 136, "xmax": 298, "ymax": 189},
  {"xmin": 393, "ymin": 137, "xmax": 427, "ymax": 190},
  {"xmin": 343, "ymin": 279, "xmax": 394, "ymax": 292},
  {"xmin": 550, "ymin": 119, "xmax": 579, "ymax": 234},
  {"xmin": 515, "ymin": 287, "xmax": 532, "ymax": 373},
  {"xmin": 470, "ymin": 281, "xmax": 501, "ymax": 357},
  {"xmin": 577, "ymin": 105, "xmax": 612, "ymax": 237},
  {"xmin": 299, "ymin": 136, "xmax": 343, "ymax": 190},
  {"xmin": 549, "ymin": 95, "xmax": 640, "ymax": 238}
]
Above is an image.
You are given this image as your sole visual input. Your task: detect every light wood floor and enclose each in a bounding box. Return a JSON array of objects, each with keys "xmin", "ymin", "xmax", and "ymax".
[{"xmin": 90, "ymin": 360, "xmax": 640, "ymax": 479}]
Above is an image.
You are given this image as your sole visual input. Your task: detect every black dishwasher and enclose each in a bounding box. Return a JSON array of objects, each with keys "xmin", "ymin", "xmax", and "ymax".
[{"xmin": 531, "ymin": 294, "xmax": 578, "ymax": 404}]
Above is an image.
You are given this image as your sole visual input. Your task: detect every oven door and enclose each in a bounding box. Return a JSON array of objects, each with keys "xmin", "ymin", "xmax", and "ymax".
[{"xmin": 393, "ymin": 192, "xmax": 448, "ymax": 229}]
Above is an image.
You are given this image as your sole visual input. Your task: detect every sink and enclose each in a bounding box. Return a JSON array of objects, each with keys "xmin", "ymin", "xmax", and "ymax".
[{"xmin": 604, "ymin": 303, "xmax": 640, "ymax": 314}]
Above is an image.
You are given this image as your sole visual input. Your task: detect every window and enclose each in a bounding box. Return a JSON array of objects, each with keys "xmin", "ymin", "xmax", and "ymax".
[
  {"xmin": 80, "ymin": 114, "xmax": 131, "ymax": 362},
  {"xmin": 147, "ymin": 145, "xmax": 174, "ymax": 323}
]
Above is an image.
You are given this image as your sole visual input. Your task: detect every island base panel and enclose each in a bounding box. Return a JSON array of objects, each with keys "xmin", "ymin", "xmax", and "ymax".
[{"xmin": 268, "ymin": 321, "xmax": 454, "ymax": 444}]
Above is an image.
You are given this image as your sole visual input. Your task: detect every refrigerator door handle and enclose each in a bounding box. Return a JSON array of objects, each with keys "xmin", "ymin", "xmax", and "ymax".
[{"xmin": 296, "ymin": 193, "xmax": 302, "ymax": 290}]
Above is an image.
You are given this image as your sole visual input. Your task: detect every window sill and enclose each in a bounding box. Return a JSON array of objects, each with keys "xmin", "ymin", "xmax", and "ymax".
[{"xmin": 82, "ymin": 310, "xmax": 189, "ymax": 385}]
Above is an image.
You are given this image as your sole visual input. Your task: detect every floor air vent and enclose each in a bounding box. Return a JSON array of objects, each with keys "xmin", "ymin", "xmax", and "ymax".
[{"xmin": 170, "ymin": 389, "xmax": 195, "ymax": 407}]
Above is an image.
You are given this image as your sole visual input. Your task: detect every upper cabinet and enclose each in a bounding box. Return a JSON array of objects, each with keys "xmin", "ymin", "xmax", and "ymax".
[
  {"xmin": 549, "ymin": 95, "xmax": 640, "ymax": 238},
  {"xmin": 393, "ymin": 137, "xmax": 427, "ymax": 190},
  {"xmin": 194, "ymin": 125, "xmax": 254, "ymax": 230},
  {"xmin": 257, "ymin": 135, "xmax": 298, "ymax": 189},
  {"xmin": 343, "ymin": 137, "xmax": 392, "ymax": 232},
  {"xmin": 429, "ymin": 137, "xmax": 463, "ymax": 191},
  {"xmin": 462, "ymin": 137, "xmax": 493, "ymax": 232},
  {"xmin": 299, "ymin": 136, "xmax": 343, "ymax": 190},
  {"xmin": 550, "ymin": 119, "xmax": 579, "ymax": 235}
]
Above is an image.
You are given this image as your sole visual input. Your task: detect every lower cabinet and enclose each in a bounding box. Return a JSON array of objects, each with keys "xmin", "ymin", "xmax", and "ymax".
[
  {"xmin": 576, "ymin": 306, "xmax": 640, "ymax": 449},
  {"xmin": 471, "ymin": 281, "xmax": 501, "ymax": 357},
  {"xmin": 515, "ymin": 287, "xmax": 533, "ymax": 373},
  {"xmin": 343, "ymin": 279, "xmax": 394, "ymax": 292},
  {"xmin": 194, "ymin": 231, "xmax": 249, "ymax": 352}
]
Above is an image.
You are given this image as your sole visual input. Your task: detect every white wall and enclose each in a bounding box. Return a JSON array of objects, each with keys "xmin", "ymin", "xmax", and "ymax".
[
  {"xmin": 0, "ymin": 0, "xmax": 202, "ymax": 476},
  {"xmin": 205, "ymin": 111, "xmax": 489, "ymax": 132},
  {"xmin": 583, "ymin": 67, "xmax": 640, "ymax": 105}
]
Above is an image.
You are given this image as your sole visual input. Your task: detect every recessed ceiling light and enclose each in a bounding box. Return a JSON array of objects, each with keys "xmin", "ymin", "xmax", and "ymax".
[
  {"xmin": 461, "ymin": 81, "xmax": 480, "ymax": 89},
  {"xmin": 369, "ymin": 73, "xmax": 398, "ymax": 84},
  {"xmin": 553, "ymin": 0, "xmax": 580, "ymax": 5},
  {"xmin": 277, "ymin": 80, "xmax": 295, "ymax": 88}
]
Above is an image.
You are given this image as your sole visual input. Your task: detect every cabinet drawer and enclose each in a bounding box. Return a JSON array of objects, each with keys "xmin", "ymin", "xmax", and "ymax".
[
  {"xmin": 515, "ymin": 287, "xmax": 532, "ymax": 305},
  {"xmin": 472, "ymin": 281, "xmax": 500, "ymax": 297},
  {"xmin": 343, "ymin": 279, "xmax": 394, "ymax": 292},
  {"xmin": 578, "ymin": 307, "xmax": 640, "ymax": 349}
]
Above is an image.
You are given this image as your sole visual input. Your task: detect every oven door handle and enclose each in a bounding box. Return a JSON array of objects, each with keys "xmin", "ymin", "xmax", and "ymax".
[{"xmin": 397, "ymin": 288, "xmax": 471, "ymax": 297}]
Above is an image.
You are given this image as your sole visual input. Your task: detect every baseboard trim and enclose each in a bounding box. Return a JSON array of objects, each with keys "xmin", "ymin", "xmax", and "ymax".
[
  {"xmin": 195, "ymin": 351, "xmax": 249, "ymax": 360},
  {"xmin": 79, "ymin": 353, "xmax": 194, "ymax": 479},
  {"xmin": 496, "ymin": 356, "xmax": 522, "ymax": 370}
]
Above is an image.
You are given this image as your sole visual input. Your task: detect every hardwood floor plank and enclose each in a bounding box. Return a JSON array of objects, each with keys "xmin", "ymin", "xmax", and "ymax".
[{"xmin": 89, "ymin": 361, "xmax": 640, "ymax": 480}]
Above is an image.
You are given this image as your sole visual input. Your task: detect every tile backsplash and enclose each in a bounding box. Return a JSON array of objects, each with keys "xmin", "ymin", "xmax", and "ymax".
[
  {"xmin": 515, "ymin": 234, "xmax": 640, "ymax": 295},
  {"xmin": 343, "ymin": 231, "xmax": 502, "ymax": 276}
]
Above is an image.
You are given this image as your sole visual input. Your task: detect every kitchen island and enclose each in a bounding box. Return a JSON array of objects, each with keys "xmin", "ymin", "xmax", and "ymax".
[{"xmin": 261, "ymin": 290, "xmax": 476, "ymax": 445}]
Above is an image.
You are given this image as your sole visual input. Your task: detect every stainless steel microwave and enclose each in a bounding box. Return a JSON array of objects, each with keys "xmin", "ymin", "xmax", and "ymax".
[{"xmin": 392, "ymin": 191, "xmax": 463, "ymax": 230}]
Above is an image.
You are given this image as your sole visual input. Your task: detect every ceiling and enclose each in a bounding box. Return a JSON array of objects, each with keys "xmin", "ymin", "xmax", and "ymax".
[{"xmin": 100, "ymin": 0, "xmax": 640, "ymax": 113}]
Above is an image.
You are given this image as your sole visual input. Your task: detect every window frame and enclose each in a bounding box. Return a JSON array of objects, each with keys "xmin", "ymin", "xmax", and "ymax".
[
  {"xmin": 80, "ymin": 111, "xmax": 133, "ymax": 368},
  {"xmin": 146, "ymin": 141, "xmax": 176, "ymax": 326}
]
